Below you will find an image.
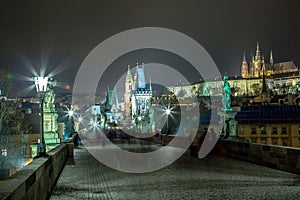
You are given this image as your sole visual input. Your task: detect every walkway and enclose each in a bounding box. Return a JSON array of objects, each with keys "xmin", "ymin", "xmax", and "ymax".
[{"xmin": 51, "ymin": 144, "xmax": 300, "ymax": 200}]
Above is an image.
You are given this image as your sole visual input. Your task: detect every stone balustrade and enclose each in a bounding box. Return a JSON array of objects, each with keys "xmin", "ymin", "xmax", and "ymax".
[
  {"xmin": 214, "ymin": 139, "xmax": 300, "ymax": 174},
  {"xmin": 0, "ymin": 141, "xmax": 73, "ymax": 200}
]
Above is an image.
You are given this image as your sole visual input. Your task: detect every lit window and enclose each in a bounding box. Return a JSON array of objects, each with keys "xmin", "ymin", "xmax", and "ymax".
[
  {"xmin": 261, "ymin": 139, "xmax": 267, "ymax": 144},
  {"xmin": 1, "ymin": 149, "xmax": 7, "ymax": 157},
  {"xmin": 260, "ymin": 127, "xmax": 266, "ymax": 134},
  {"xmin": 282, "ymin": 140, "xmax": 288, "ymax": 146},
  {"xmin": 239, "ymin": 127, "xmax": 244, "ymax": 135},
  {"xmin": 1, "ymin": 136, "xmax": 8, "ymax": 144},
  {"xmin": 282, "ymin": 127, "xmax": 287, "ymax": 134},
  {"xmin": 272, "ymin": 127, "xmax": 278, "ymax": 134},
  {"xmin": 251, "ymin": 127, "xmax": 257, "ymax": 134},
  {"xmin": 272, "ymin": 139, "xmax": 278, "ymax": 145},
  {"xmin": 22, "ymin": 147, "xmax": 27, "ymax": 155}
]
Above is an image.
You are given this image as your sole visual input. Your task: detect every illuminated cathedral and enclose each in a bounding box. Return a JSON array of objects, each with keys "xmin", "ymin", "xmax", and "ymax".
[{"xmin": 241, "ymin": 42, "xmax": 298, "ymax": 78}]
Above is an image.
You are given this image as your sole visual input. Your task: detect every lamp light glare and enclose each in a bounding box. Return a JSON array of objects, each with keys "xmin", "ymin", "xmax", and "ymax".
[
  {"xmin": 165, "ymin": 109, "xmax": 171, "ymax": 115},
  {"xmin": 34, "ymin": 76, "xmax": 49, "ymax": 92},
  {"xmin": 68, "ymin": 110, "xmax": 74, "ymax": 117}
]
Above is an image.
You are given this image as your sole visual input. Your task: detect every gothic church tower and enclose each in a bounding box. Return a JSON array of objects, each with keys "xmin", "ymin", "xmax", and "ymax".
[
  {"xmin": 124, "ymin": 65, "xmax": 133, "ymax": 121},
  {"xmin": 241, "ymin": 52, "xmax": 249, "ymax": 78}
]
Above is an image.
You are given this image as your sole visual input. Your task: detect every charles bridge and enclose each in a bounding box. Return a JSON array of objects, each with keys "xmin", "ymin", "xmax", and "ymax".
[{"xmin": 1, "ymin": 136, "xmax": 300, "ymax": 200}]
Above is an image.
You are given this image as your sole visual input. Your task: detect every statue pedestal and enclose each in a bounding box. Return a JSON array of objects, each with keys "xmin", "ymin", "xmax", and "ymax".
[{"xmin": 218, "ymin": 107, "xmax": 239, "ymax": 139}]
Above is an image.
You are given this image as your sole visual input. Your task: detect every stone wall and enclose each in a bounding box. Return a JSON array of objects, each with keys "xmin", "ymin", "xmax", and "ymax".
[
  {"xmin": 214, "ymin": 140, "xmax": 300, "ymax": 174},
  {"xmin": 0, "ymin": 142, "xmax": 73, "ymax": 200}
]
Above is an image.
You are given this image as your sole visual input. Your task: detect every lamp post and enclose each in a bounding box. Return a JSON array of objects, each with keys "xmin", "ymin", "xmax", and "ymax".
[
  {"xmin": 68, "ymin": 107, "xmax": 74, "ymax": 137},
  {"xmin": 137, "ymin": 115, "xmax": 142, "ymax": 132},
  {"xmin": 34, "ymin": 74, "xmax": 49, "ymax": 157},
  {"xmin": 165, "ymin": 108, "xmax": 170, "ymax": 134}
]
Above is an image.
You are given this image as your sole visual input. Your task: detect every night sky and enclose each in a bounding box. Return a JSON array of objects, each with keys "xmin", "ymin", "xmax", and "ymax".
[{"xmin": 1, "ymin": 0, "xmax": 300, "ymax": 96}]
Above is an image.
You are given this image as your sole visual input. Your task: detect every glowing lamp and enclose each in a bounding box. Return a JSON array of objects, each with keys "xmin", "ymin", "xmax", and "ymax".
[{"xmin": 34, "ymin": 76, "xmax": 49, "ymax": 92}]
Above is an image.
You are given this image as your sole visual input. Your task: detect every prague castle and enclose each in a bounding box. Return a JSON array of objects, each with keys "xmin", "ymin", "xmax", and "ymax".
[
  {"xmin": 167, "ymin": 42, "xmax": 300, "ymax": 98},
  {"xmin": 241, "ymin": 42, "xmax": 298, "ymax": 78}
]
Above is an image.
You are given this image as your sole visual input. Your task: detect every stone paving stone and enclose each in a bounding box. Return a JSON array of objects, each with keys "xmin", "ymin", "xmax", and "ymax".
[{"xmin": 50, "ymin": 144, "xmax": 300, "ymax": 200}]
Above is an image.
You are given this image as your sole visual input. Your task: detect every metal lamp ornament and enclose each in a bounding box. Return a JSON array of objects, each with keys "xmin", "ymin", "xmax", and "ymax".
[{"xmin": 34, "ymin": 66, "xmax": 49, "ymax": 157}]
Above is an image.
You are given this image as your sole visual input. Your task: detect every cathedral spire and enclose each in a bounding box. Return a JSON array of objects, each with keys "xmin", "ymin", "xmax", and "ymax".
[
  {"xmin": 270, "ymin": 50, "xmax": 274, "ymax": 65},
  {"xmin": 255, "ymin": 42, "xmax": 261, "ymax": 60},
  {"xmin": 126, "ymin": 65, "xmax": 132, "ymax": 80},
  {"xmin": 241, "ymin": 52, "xmax": 249, "ymax": 78}
]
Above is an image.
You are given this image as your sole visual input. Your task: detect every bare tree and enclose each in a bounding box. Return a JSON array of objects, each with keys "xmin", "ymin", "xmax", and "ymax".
[{"xmin": 0, "ymin": 69, "xmax": 12, "ymax": 96}]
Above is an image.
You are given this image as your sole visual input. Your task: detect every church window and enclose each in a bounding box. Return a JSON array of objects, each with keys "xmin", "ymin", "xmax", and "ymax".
[{"xmin": 22, "ymin": 147, "xmax": 27, "ymax": 155}]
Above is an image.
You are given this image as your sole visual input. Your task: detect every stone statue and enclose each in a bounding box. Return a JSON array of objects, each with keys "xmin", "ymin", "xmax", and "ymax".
[
  {"xmin": 222, "ymin": 75, "xmax": 232, "ymax": 111},
  {"xmin": 149, "ymin": 106, "xmax": 154, "ymax": 124},
  {"xmin": 44, "ymin": 86, "xmax": 55, "ymax": 111},
  {"xmin": 229, "ymin": 118, "xmax": 237, "ymax": 137}
]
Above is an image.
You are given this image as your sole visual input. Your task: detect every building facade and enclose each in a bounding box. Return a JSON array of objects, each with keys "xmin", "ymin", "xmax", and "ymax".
[{"xmin": 236, "ymin": 105, "xmax": 300, "ymax": 147}]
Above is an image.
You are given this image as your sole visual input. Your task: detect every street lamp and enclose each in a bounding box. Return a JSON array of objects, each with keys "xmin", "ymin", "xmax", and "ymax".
[
  {"xmin": 34, "ymin": 74, "xmax": 49, "ymax": 157},
  {"xmin": 165, "ymin": 108, "xmax": 170, "ymax": 133},
  {"xmin": 68, "ymin": 108, "xmax": 74, "ymax": 137},
  {"xmin": 63, "ymin": 106, "xmax": 74, "ymax": 140}
]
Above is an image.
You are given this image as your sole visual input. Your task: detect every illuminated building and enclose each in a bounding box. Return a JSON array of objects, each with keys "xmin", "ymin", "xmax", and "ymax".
[
  {"xmin": 236, "ymin": 105, "xmax": 300, "ymax": 147},
  {"xmin": 124, "ymin": 65, "xmax": 133, "ymax": 121},
  {"xmin": 131, "ymin": 63, "xmax": 153, "ymax": 132},
  {"xmin": 241, "ymin": 42, "xmax": 298, "ymax": 78},
  {"xmin": 104, "ymin": 87, "xmax": 122, "ymax": 126},
  {"xmin": 167, "ymin": 42, "xmax": 300, "ymax": 98}
]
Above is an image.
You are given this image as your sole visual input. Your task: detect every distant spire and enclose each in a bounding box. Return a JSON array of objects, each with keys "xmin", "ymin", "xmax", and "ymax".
[
  {"xmin": 270, "ymin": 50, "xmax": 274, "ymax": 65},
  {"xmin": 126, "ymin": 65, "xmax": 132, "ymax": 80},
  {"xmin": 136, "ymin": 62, "xmax": 146, "ymax": 89},
  {"xmin": 149, "ymin": 78, "xmax": 152, "ymax": 91},
  {"xmin": 241, "ymin": 52, "xmax": 249, "ymax": 78},
  {"xmin": 255, "ymin": 42, "xmax": 261, "ymax": 60},
  {"xmin": 133, "ymin": 64, "xmax": 138, "ymax": 90},
  {"xmin": 243, "ymin": 52, "xmax": 246, "ymax": 61}
]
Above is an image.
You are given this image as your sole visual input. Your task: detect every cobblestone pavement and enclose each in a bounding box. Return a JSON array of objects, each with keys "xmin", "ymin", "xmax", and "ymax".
[{"xmin": 51, "ymin": 144, "xmax": 300, "ymax": 200}]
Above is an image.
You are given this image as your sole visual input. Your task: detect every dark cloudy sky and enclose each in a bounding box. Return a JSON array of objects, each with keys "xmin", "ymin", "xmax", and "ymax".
[{"xmin": 1, "ymin": 0, "xmax": 300, "ymax": 96}]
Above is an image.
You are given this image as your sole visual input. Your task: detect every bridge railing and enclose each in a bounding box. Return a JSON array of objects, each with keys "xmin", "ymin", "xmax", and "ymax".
[
  {"xmin": 0, "ymin": 141, "xmax": 74, "ymax": 200},
  {"xmin": 163, "ymin": 135, "xmax": 300, "ymax": 174},
  {"xmin": 214, "ymin": 139, "xmax": 300, "ymax": 175}
]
